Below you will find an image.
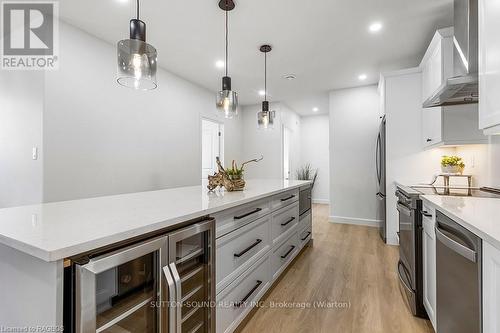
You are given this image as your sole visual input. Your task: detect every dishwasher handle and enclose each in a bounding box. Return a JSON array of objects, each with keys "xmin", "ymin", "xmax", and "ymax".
[{"xmin": 435, "ymin": 226, "xmax": 477, "ymax": 263}]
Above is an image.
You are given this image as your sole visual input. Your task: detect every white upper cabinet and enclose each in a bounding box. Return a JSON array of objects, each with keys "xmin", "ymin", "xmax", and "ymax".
[
  {"xmin": 420, "ymin": 27, "xmax": 488, "ymax": 149},
  {"xmin": 479, "ymin": 0, "xmax": 500, "ymax": 135},
  {"xmin": 422, "ymin": 104, "xmax": 488, "ymax": 149},
  {"xmin": 421, "ymin": 27, "xmax": 454, "ymax": 104}
]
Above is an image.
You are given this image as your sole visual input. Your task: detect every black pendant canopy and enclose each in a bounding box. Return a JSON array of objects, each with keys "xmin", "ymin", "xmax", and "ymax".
[
  {"xmin": 258, "ymin": 44, "xmax": 275, "ymax": 129},
  {"xmin": 216, "ymin": 0, "xmax": 238, "ymax": 118}
]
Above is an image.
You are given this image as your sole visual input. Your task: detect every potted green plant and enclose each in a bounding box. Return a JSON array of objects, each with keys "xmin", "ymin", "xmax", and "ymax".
[
  {"xmin": 441, "ymin": 155, "xmax": 465, "ymax": 174},
  {"xmin": 296, "ymin": 164, "xmax": 318, "ymax": 187}
]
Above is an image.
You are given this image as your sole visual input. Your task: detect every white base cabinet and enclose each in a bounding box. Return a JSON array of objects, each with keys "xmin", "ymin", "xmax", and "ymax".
[
  {"xmin": 421, "ymin": 204, "xmax": 436, "ymax": 330},
  {"xmin": 483, "ymin": 241, "xmax": 500, "ymax": 333},
  {"xmin": 214, "ymin": 187, "xmax": 311, "ymax": 333}
]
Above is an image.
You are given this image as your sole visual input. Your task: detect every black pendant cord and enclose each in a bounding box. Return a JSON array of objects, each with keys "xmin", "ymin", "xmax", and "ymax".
[
  {"xmin": 136, "ymin": 0, "xmax": 140, "ymax": 20},
  {"xmin": 264, "ymin": 51, "xmax": 267, "ymax": 101},
  {"xmin": 225, "ymin": 8, "xmax": 228, "ymax": 77}
]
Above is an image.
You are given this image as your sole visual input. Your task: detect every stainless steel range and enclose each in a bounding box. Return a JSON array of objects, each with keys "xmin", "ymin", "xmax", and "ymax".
[{"xmin": 395, "ymin": 185, "xmax": 427, "ymax": 318}]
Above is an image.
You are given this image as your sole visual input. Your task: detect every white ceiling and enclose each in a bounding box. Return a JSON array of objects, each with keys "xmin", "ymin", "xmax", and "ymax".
[{"xmin": 59, "ymin": 0, "xmax": 453, "ymax": 116}]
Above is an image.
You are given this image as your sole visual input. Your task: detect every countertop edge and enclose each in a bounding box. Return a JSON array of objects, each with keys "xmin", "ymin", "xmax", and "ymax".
[
  {"xmin": 421, "ymin": 195, "xmax": 500, "ymax": 251},
  {"xmin": 1, "ymin": 181, "xmax": 311, "ymax": 262}
]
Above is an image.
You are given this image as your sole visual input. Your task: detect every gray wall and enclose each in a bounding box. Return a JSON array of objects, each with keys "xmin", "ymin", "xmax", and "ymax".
[
  {"xmin": 300, "ymin": 115, "xmax": 330, "ymax": 203},
  {"xmin": 241, "ymin": 103, "xmax": 301, "ymax": 180},
  {"xmin": 0, "ymin": 71, "xmax": 44, "ymax": 208},
  {"xmin": 0, "ymin": 22, "xmax": 243, "ymax": 206},
  {"xmin": 329, "ymin": 85, "xmax": 380, "ymax": 225}
]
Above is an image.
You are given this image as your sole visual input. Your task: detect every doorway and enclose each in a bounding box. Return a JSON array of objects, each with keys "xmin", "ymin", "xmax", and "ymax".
[
  {"xmin": 283, "ymin": 126, "xmax": 291, "ymax": 180},
  {"xmin": 201, "ymin": 119, "xmax": 224, "ymax": 179}
]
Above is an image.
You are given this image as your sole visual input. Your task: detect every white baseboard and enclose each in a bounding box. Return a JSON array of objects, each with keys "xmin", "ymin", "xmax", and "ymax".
[
  {"xmin": 312, "ymin": 198, "xmax": 329, "ymax": 204},
  {"xmin": 329, "ymin": 215, "xmax": 381, "ymax": 228}
]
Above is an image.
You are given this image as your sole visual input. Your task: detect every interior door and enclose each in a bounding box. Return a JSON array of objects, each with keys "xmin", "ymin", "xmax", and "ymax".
[
  {"xmin": 283, "ymin": 126, "xmax": 291, "ymax": 180},
  {"xmin": 202, "ymin": 119, "xmax": 223, "ymax": 179}
]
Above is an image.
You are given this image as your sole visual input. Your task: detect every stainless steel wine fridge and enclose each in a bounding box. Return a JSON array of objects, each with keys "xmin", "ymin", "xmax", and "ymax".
[{"xmin": 64, "ymin": 218, "xmax": 215, "ymax": 333}]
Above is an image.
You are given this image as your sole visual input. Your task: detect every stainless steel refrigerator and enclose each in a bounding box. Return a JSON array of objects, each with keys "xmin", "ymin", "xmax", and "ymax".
[{"xmin": 376, "ymin": 116, "xmax": 386, "ymax": 242}]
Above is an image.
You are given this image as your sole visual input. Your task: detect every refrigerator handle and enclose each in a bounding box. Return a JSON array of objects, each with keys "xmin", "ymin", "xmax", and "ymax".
[
  {"xmin": 169, "ymin": 262, "xmax": 182, "ymax": 333},
  {"xmin": 162, "ymin": 265, "xmax": 178, "ymax": 333},
  {"xmin": 376, "ymin": 134, "xmax": 381, "ymax": 183}
]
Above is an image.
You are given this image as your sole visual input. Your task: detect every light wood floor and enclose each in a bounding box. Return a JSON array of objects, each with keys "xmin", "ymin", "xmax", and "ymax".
[{"xmin": 239, "ymin": 204, "xmax": 434, "ymax": 333}]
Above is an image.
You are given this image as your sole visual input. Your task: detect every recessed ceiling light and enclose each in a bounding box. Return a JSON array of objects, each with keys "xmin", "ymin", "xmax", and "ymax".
[
  {"xmin": 283, "ymin": 74, "xmax": 297, "ymax": 80},
  {"xmin": 313, "ymin": 107, "xmax": 319, "ymax": 112},
  {"xmin": 369, "ymin": 22, "xmax": 383, "ymax": 33},
  {"xmin": 215, "ymin": 60, "xmax": 225, "ymax": 69},
  {"xmin": 358, "ymin": 74, "xmax": 367, "ymax": 81},
  {"xmin": 258, "ymin": 90, "xmax": 266, "ymax": 96},
  {"xmin": 116, "ymin": 0, "xmax": 129, "ymax": 3}
]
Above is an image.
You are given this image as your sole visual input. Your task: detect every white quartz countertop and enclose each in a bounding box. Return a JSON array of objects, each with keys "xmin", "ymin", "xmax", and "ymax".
[
  {"xmin": 0, "ymin": 179, "xmax": 310, "ymax": 262},
  {"xmin": 421, "ymin": 195, "xmax": 500, "ymax": 250}
]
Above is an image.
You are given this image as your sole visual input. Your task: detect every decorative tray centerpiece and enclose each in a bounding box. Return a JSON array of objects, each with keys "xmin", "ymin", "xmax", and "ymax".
[{"xmin": 207, "ymin": 156, "xmax": 263, "ymax": 192}]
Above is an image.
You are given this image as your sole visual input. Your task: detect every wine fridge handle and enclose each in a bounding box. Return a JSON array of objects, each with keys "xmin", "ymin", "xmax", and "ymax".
[
  {"xmin": 163, "ymin": 265, "xmax": 177, "ymax": 333},
  {"xmin": 170, "ymin": 262, "xmax": 182, "ymax": 333}
]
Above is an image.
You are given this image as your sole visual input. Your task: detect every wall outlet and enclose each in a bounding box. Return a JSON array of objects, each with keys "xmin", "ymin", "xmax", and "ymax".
[{"xmin": 32, "ymin": 147, "xmax": 38, "ymax": 160}]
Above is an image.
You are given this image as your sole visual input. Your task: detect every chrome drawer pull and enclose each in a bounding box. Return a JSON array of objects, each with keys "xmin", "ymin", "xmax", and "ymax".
[
  {"xmin": 235, "ymin": 280, "xmax": 263, "ymax": 307},
  {"xmin": 301, "ymin": 232, "xmax": 311, "ymax": 241},
  {"xmin": 280, "ymin": 195, "xmax": 296, "ymax": 202},
  {"xmin": 281, "ymin": 245, "xmax": 296, "ymax": 259},
  {"xmin": 234, "ymin": 239, "xmax": 262, "ymax": 258},
  {"xmin": 234, "ymin": 208, "xmax": 262, "ymax": 220},
  {"xmin": 280, "ymin": 217, "xmax": 295, "ymax": 226}
]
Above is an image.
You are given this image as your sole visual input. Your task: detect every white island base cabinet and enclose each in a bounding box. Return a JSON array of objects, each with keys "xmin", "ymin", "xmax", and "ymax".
[
  {"xmin": 214, "ymin": 186, "xmax": 311, "ymax": 333},
  {"xmin": 216, "ymin": 254, "xmax": 271, "ymax": 333},
  {"xmin": 422, "ymin": 203, "xmax": 436, "ymax": 330},
  {"xmin": 483, "ymin": 241, "xmax": 500, "ymax": 333}
]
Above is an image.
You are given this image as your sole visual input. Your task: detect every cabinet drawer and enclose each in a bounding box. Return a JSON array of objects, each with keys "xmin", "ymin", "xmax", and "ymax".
[
  {"xmin": 270, "ymin": 231, "xmax": 299, "ymax": 281},
  {"xmin": 271, "ymin": 202, "xmax": 299, "ymax": 245},
  {"xmin": 213, "ymin": 198, "xmax": 271, "ymax": 238},
  {"xmin": 216, "ymin": 215, "xmax": 271, "ymax": 293},
  {"xmin": 270, "ymin": 189, "xmax": 299, "ymax": 211},
  {"xmin": 298, "ymin": 221, "xmax": 312, "ymax": 250},
  {"xmin": 298, "ymin": 211, "xmax": 311, "ymax": 231},
  {"xmin": 216, "ymin": 254, "xmax": 270, "ymax": 333}
]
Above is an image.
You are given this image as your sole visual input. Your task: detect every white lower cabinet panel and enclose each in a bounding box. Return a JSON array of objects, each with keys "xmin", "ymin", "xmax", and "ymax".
[
  {"xmin": 483, "ymin": 241, "xmax": 500, "ymax": 333},
  {"xmin": 270, "ymin": 229, "xmax": 299, "ymax": 281},
  {"xmin": 216, "ymin": 254, "xmax": 271, "ymax": 333},
  {"xmin": 422, "ymin": 215, "xmax": 436, "ymax": 329},
  {"xmin": 216, "ymin": 215, "xmax": 271, "ymax": 293}
]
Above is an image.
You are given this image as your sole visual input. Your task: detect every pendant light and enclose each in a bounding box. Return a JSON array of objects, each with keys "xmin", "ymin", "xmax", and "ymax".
[
  {"xmin": 258, "ymin": 45, "xmax": 275, "ymax": 129},
  {"xmin": 216, "ymin": 0, "xmax": 238, "ymax": 118},
  {"xmin": 117, "ymin": 0, "xmax": 158, "ymax": 90}
]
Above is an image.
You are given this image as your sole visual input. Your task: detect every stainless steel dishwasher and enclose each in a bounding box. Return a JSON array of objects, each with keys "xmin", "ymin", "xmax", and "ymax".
[{"xmin": 435, "ymin": 211, "xmax": 482, "ymax": 333}]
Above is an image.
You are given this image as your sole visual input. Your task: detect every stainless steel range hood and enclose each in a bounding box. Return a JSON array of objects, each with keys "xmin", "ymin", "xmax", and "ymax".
[{"xmin": 423, "ymin": 0, "xmax": 478, "ymax": 108}]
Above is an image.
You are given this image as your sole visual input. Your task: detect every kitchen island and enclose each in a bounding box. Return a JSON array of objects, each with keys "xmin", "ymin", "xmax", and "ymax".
[{"xmin": 0, "ymin": 179, "xmax": 312, "ymax": 331}]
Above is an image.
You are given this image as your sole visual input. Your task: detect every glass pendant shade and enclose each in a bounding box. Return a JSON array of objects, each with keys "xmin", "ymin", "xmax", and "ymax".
[
  {"xmin": 117, "ymin": 39, "xmax": 157, "ymax": 90},
  {"xmin": 216, "ymin": 76, "xmax": 238, "ymax": 118},
  {"xmin": 257, "ymin": 108, "xmax": 275, "ymax": 130}
]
